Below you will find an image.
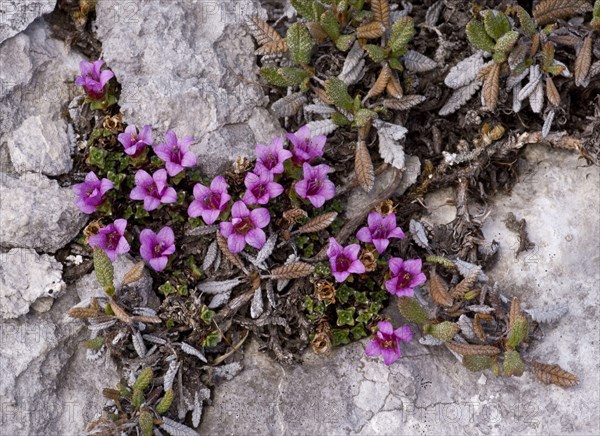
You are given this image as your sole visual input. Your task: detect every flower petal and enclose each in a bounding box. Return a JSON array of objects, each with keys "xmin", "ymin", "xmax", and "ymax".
[
  {"xmin": 149, "ymin": 256, "xmax": 168, "ymax": 272},
  {"xmin": 332, "ymin": 270, "xmax": 350, "ymax": 283},
  {"xmin": 228, "ymin": 234, "xmax": 246, "ymax": 253},
  {"xmin": 367, "ymin": 212, "xmax": 382, "ymax": 228},
  {"xmin": 403, "ymin": 258, "xmax": 423, "ymax": 275},
  {"xmin": 202, "ymin": 209, "xmax": 221, "ymax": 225},
  {"xmin": 356, "ymin": 227, "xmax": 372, "ymax": 243},
  {"xmin": 157, "ymin": 226, "xmax": 175, "ymax": 245},
  {"xmin": 114, "ymin": 219, "xmax": 127, "ymax": 234},
  {"xmin": 394, "ymin": 325, "xmax": 413, "ymax": 343},
  {"xmin": 372, "ymin": 238, "xmax": 389, "ymax": 254},
  {"xmin": 231, "ymin": 201, "xmax": 249, "ymax": 218},
  {"xmin": 143, "ymin": 197, "xmax": 161, "ymax": 211},
  {"xmin": 161, "ymin": 187, "xmax": 178, "ymax": 204},
  {"xmin": 250, "ymin": 208, "xmax": 270, "ymax": 228},
  {"xmin": 388, "ymin": 257, "xmax": 404, "ymax": 276},
  {"xmin": 365, "ymin": 339, "xmax": 382, "ymax": 357},
  {"xmin": 377, "ymin": 321, "xmax": 394, "ymax": 335},
  {"xmin": 344, "ymin": 244, "xmax": 361, "ymax": 260},
  {"xmin": 348, "ymin": 260, "xmax": 366, "ymax": 275},
  {"xmin": 246, "ymin": 228, "xmax": 266, "ymax": 249},
  {"xmin": 165, "ymin": 162, "xmax": 183, "ymax": 177},
  {"xmin": 210, "ymin": 176, "xmax": 228, "ymax": 193},
  {"xmin": 219, "ymin": 221, "xmax": 233, "ymax": 237},
  {"xmin": 193, "ymin": 183, "xmax": 210, "ymax": 199},
  {"xmin": 294, "ymin": 179, "xmax": 308, "ymax": 199},
  {"xmin": 382, "ymin": 346, "xmax": 400, "ymax": 365}
]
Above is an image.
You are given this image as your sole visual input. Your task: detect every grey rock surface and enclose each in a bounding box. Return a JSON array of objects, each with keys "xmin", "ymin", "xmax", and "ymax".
[
  {"xmin": 0, "ymin": 18, "xmax": 84, "ymax": 175},
  {"xmin": 0, "ymin": 172, "xmax": 87, "ymax": 252},
  {"xmin": 201, "ymin": 145, "xmax": 599, "ymax": 435},
  {"xmin": 0, "ymin": 0, "xmax": 55, "ymax": 44},
  {"xmin": 94, "ymin": 0, "xmax": 281, "ymax": 176},
  {"xmin": 0, "ymin": 248, "xmax": 65, "ymax": 319},
  {"xmin": 0, "ymin": 287, "xmax": 119, "ymax": 436}
]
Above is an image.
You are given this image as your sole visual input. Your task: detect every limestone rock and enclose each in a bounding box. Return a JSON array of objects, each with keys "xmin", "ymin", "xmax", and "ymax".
[
  {"xmin": 0, "ymin": 172, "xmax": 87, "ymax": 252},
  {"xmin": 0, "ymin": 0, "xmax": 55, "ymax": 44}
]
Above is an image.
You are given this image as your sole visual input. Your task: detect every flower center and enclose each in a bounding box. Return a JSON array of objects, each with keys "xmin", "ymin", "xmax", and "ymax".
[
  {"xmin": 233, "ymin": 217, "xmax": 254, "ymax": 236},
  {"xmin": 203, "ymin": 192, "xmax": 221, "ymax": 210},
  {"xmin": 253, "ymin": 183, "xmax": 268, "ymax": 198},
  {"xmin": 397, "ymin": 271, "xmax": 413, "ymax": 288},
  {"xmin": 372, "ymin": 224, "xmax": 388, "ymax": 239},
  {"xmin": 335, "ymin": 255, "xmax": 351, "ymax": 271},
  {"xmin": 171, "ymin": 146, "xmax": 182, "ymax": 163},
  {"xmin": 131, "ymin": 133, "xmax": 137, "ymax": 142},
  {"xmin": 264, "ymin": 153, "xmax": 277, "ymax": 169},
  {"xmin": 154, "ymin": 242, "xmax": 164, "ymax": 257},
  {"xmin": 382, "ymin": 339, "xmax": 394, "ymax": 349},
  {"xmin": 306, "ymin": 177, "xmax": 322, "ymax": 196},
  {"xmin": 106, "ymin": 231, "xmax": 119, "ymax": 250},
  {"xmin": 146, "ymin": 183, "xmax": 159, "ymax": 197}
]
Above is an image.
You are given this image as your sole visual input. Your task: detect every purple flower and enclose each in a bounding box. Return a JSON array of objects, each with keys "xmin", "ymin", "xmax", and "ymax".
[
  {"xmin": 219, "ymin": 201, "xmax": 270, "ymax": 253},
  {"xmin": 356, "ymin": 212, "xmax": 405, "ymax": 254},
  {"xmin": 242, "ymin": 169, "xmax": 284, "ymax": 205},
  {"xmin": 286, "ymin": 125, "xmax": 326, "ymax": 165},
  {"xmin": 75, "ymin": 60, "xmax": 114, "ymax": 100},
  {"xmin": 255, "ymin": 137, "xmax": 292, "ymax": 175},
  {"xmin": 117, "ymin": 125, "xmax": 153, "ymax": 156},
  {"xmin": 326, "ymin": 237, "xmax": 365, "ymax": 283},
  {"xmin": 188, "ymin": 176, "xmax": 231, "ymax": 224},
  {"xmin": 72, "ymin": 171, "xmax": 113, "ymax": 214},
  {"xmin": 140, "ymin": 227, "xmax": 176, "ymax": 272},
  {"xmin": 365, "ymin": 321, "xmax": 413, "ymax": 366},
  {"xmin": 295, "ymin": 163, "xmax": 335, "ymax": 208},
  {"xmin": 130, "ymin": 169, "xmax": 177, "ymax": 211},
  {"xmin": 88, "ymin": 219, "xmax": 130, "ymax": 261},
  {"xmin": 385, "ymin": 258, "xmax": 427, "ymax": 297},
  {"xmin": 154, "ymin": 130, "xmax": 196, "ymax": 177}
]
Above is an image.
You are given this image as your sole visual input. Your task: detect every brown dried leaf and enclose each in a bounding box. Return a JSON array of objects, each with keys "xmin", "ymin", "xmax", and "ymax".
[
  {"xmin": 473, "ymin": 313, "xmax": 493, "ymax": 342},
  {"xmin": 509, "ymin": 296, "xmax": 521, "ymax": 327},
  {"xmin": 297, "ymin": 212, "xmax": 338, "ymax": 234},
  {"xmin": 371, "ymin": 0, "xmax": 390, "ymax": 28},
  {"xmin": 123, "ymin": 261, "xmax": 145, "ymax": 286},
  {"xmin": 216, "ymin": 231, "xmax": 246, "ymax": 272},
  {"xmin": 246, "ymin": 15, "xmax": 284, "ymax": 46},
  {"xmin": 255, "ymin": 39, "xmax": 288, "ymax": 55},
  {"xmin": 530, "ymin": 32, "xmax": 541, "ymax": 57},
  {"xmin": 386, "ymin": 73, "xmax": 404, "ymax": 98},
  {"xmin": 429, "ymin": 270, "xmax": 453, "ymax": 307},
  {"xmin": 450, "ymin": 269, "xmax": 479, "ymax": 299},
  {"xmin": 574, "ymin": 35, "xmax": 592, "ymax": 87},
  {"xmin": 313, "ymin": 86, "xmax": 333, "ymax": 105},
  {"xmin": 283, "ymin": 207, "xmax": 308, "ymax": 224},
  {"xmin": 355, "ymin": 140, "xmax": 375, "ymax": 193},
  {"xmin": 131, "ymin": 315, "xmax": 162, "ymax": 324},
  {"xmin": 365, "ymin": 63, "xmax": 391, "ymax": 100},
  {"xmin": 482, "ymin": 63, "xmax": 500, "ymax": 111},
  {"xmin": 533, "ymin": 0, "xmax": 592, "ymax": 25},
  {"xmin": 529, "ymin": 361, "xmax": 579, "ymax": 387},
  {"xmin": 545, "ymin": 77, "xmax": 561, "ymax": 106},
  {"xmin": 446, "ymin": 341, "xmax": 501, "ymax": 356},
  {"xmin": 109, "ymin": 299, "xmax": 132, "ymax": 324},
  {"xmin": 270, "ymin": 262, "xmax": 315, "ymax": 280},
  {"xmin": 68, "ymin": 307, "xmax": 99, "ymax": 319},
  {"xmin": 357, "ymin": 21, "xmax": 386, "ymax": 39},
  {"xmin": 306, "ymin": 22, "xmax": 328, "ymax": 43},
  {"xmin": 383, "ymin": 95, "xmax": 426, "ymax": 111},
  {"xmin": 271, "ymin": 92, "xmax": 307, "ymax": 117}
]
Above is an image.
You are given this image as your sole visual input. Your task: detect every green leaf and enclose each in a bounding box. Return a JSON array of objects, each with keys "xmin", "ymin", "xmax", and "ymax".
[
  {"xmin": 466, "ymin": 20, "xmax": 495, "ymax": 53},
  {"xmin": 291, "ymin": 0, "xmax": 323, "ymax": 21},
  {"xmin": 83, "ymin": 336, "xmax": 105, "ymax": 350},
  {"xmin": 336, "ymin": 284, "xmax": 352, "ymax": 303},
  {"xmin": 325, "ymin": 77, "xmax": 354, "ymax": 111},
  {"xmin": 397, "ymin": 297, "xmax": 428, "ymax": 325},
  {"xmin": 335, "ymin": 34, "xmax": 355, "ymax": 51},
  {"xmin": 93, "ymin": 248, "xmax": 114, "ymax": 295},
  {"xmin": 483, "ymin": 10, "xmax": 510, "ymax": 40},
  {"xmin": 389, "ymin": 16, "xmax": 414, "ymax": 57},
  {"xmin": 331, "ymin": 112, "xmax": 351, "ymax": 126},
  {"xmin": 541, "ymin": 41, "xmax": 555, "ymax": 71},
  {"xmin": 364, "ymin": 44, "xmax": 386, "ymax": 63},
  {"xmin": 138, "ymin": 411, "xmax": 154, "ymax": 436},
  {"xmin": 203, "ymin": 330, "xmax": 221, "ymax": 348},
  {"xmin": 336, "ymin": 307, "xmax": 356, "ymax": 326},
  {"xmin": 353, "ymin": 108, "xmax": 378, "ymax": 127},
  {"xmin": 506, "ymin": 315, "xmax": 529, "ymax": 349},
  {"xmin": 131, "ymin": 388, "xmax": 144, "ymax": 409},
  {"xmin": 503, "ymin": 350, "xmax": 525, "ymax": 377},
  {"xmin": 463, "ymin": 355, "xmax": 492, "ymax": 372},
  {"xmin": 86, "ymin": 146, "xmax": 108, "ymax": 169},
  {"xmin": 133, "ymin": 368, "xmax": 153, "ymax": 391},
  {"xmin": 331, "ymin": 328, "xmax": 351, "ymax": 347},
  {"xmin": 260, "ymin": 66, "xmax": 309, "ymax": 87},
  {"xmin": 156, "ymin": 389, "xmax": 174, "ymax": 415},
  {"xmin": 287, "ymin": 23, "xmax": 313, "ymax": 65},
  {"xmin": 320, "ymin": 10, "xmax": 340, "ymax": 41},
  {"xmin": 492, "ymin": 50, "xmax": 508, "ymax": 64},
  {"xmin": 159, "ymin": 281, "xmax": 175, "ymax": 296},
  {"xmin": 351, "ymin": 324, "xmax": 367, "ymax": 340},
  {"xmin": 494, "ymin": 30, "xmax": 519, "ymax": 54},
  {"xmin": 428, "ymin": 321, "xmax": 459, "ymax": 342},
  {"xmin": 388, "ymin": 57, "xmax": 403, "ymax": 71},
  {"xmin": 515, "ymin": 6, "xmax": 537, "ymax": 35}
]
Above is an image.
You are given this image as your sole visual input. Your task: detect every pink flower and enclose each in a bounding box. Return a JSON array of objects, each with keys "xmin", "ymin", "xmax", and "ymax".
[
  {"xmin": 286, "ymin": 125, "xmax": 326, "ymax": 165},
  {"xmin": 117, "ymin": 125, "xmax": 153, "ymax": 156},
  {"xmin": 327, "ymin": 237, "xmax": 365, "ymax": 283},
  {"xmin": 385, "ymin": 258, "xmax": 427, "ymax": 297},
  {"xmin": 130, "ymin": 169, "xmax": 177, "ymax": 211},
  {"xmin": 356, "ymin": 212, "xmax": 405, "ymax": 254},
  {"xmin": 294, "ymin": 163, "xmax": 335, "ymax": 208},
  {"xmin": 154, "ymin": 130, "xmax": 197, "ymax": 176},
  {"xmin": 365, "ymin": 321, "xmax": 413, "ymax": 365},
  {"xmin": 72, "ymin": 171, "xmax": 113, "ymax": 214},
  {"xmin": 88, "ymin": 219, "xmax": 130, "ymax": 261},
  {"xmin": 139, "ymin": 226, "xmax": 176, "ymax": 272},
  {"xmin": 188, "ymin": 176, "xmax": 231, "ymax": 224},
  {"xmin": 255, "ymin": 137, "xmax": 292, "ymax": 175},
  {"xmin": 219, "ymin": 201, "xmax": 270, "ymax": 253},
  {"xmin": 75, "ymin": 60, "xmax": 114, "ymax": 100},
  {"xmin": 242, "ymin": 169, "xmax": 284, "ymax": 205}
]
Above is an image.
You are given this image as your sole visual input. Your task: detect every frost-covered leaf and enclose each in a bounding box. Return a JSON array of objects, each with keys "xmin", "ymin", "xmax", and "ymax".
[
  {"xmin": 255, "ymin": 233, "xmax": 277, "ymax": 264},
  {"xmin": 542, "ymin": 109, "xmax": 555, "ymax": 138},
  {"xmin": 483, "ymin": 10, "xmax": 510, "ymax": 40},
  {"xmin": 445, "ymin": 53, "xmax": 484, "ymax": 89},
  {"xmin": 419, "ymin": 335, "xmax": 444, "ymax": 346},
  {"xmin": 512, "ymin": 82, "xmax": 523, "ymax": 113},
  {"xmin": 466, "ymin": 305, "xmax": 495, "ymax": 314},
  {"xmin": 180, "ymin": 342, "xmax": 207, "ymax": 363},
  {"xmin": 132, "ymin": 330, "xmax": 146, "ymax": 358},
  {"xmin": 454, "ymin": 259, "xmax": 488, "ymax": 282},
  {"xmin": 383, "ymin": 95, "xmax": 426, "ymax": 111},
  {"xmin": 306, "ymin": 119, "xmax": 338, "ymax": 136},
  {"xmin": 518, "ymin": 65, "xmax": 542, "ymax": 101},
  {"xmin": 525, "ymin": 303, "xmax": 568, "ymax": 323},
  {"xmin": 574, "ymin": 35, "xmax": 592, "ymax": 87},
  {"xmin": 164, "ymin": 360, "xmax": 180, "ymax": 391},
  {"xmin": 250, "ymin": 285, "xmax": 264, "ymax": 319},
  {"xmin": 192, "ymin": 392, "xmax": 203, "ymax": 427},
  {"xmin": 457, "ymin": 315, "xmax": 477, "ymax": 341},
  {"xmin": 506, "ymin": 67, "xmax": 529, "ymax": 91},
  {"xmin": 425, "ymin": 0, "xmax": 444, "ymax": 27},
  {"xmin": 160, "ymin": 417, "xmax": 198, "ymax": 436},
  {"xmin": 203, "ymin": 240, "xmax": 218, "ymax": 271},
  {"xmin": 208, "ymin": 291, "xmax": 231, "ymax": 309},
  {"xmin": 272, "ymin": 92, "xmax": 307, "ymax": 117},
  {"xmin": 529, "ymin": 80, "xmax": 544, "ymax": 113},
  {"xmin": 409, "ymin": 219, "xmax": 429, "ymax": 249},
  {"xmin": 404, "ymin": 50, "xmax": 437, "ymax": 72},
  {"xmin": 198, "ymin": 278, "xmax": 244, "ymax": 294},
  {"xmin": 374, "ymin": 120, "xmax": 407, "ymax": 169},
  {"xmin": 304, "ymin": 103, "xmax": 336, "ymax": 115},
  {"xmin": 339, "ymin": 41, "xmax": 365, "ymax": 85},
  {"xmin": 439, "ymin": 81, "xmax": 481, "ymax": 116}
]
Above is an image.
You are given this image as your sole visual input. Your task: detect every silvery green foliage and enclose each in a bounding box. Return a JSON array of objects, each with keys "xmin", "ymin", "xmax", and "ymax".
[
  {"xmin": 272, "ymin": 92, "xmax": 307, "ymax": 117},
  {"xmin": 439, "ymin": 81, "xmax": 482, "ymax": 116},
  {"xmin": 542, "ymin": 109, "xmax": 555, "ymax": 138},
  {"xmin": 197, "ymin": 277, "xmax": 244, "ymax": 294},
  {"xmin": 212, "ymin": 362, "xmax": 244, "ymax": 381},
  {"xmin": 419, "ymin": 335, "xmax": 444, "ymax": 346},
  {"xmin": 132, "ymin": 330, "xmax": 147, "ymax": 358},
  {"xmin": 525, "ymin": 303, "xmax": 569, "ymax": 323},
  {"xmin": 454, "ymin": 259, "xmax": 488, "ymax": 282},
  {"xmin": 112, "ymin": 331, "xmax": 127, "ymax": 345},
  {"xmin": 160, "ymin": 417, "xmax": 198, "ymax": 436},
  {"xmin": 163, "ymin": 360, "xmax": 180, "ymax": 391},
  {"xmin": 208, "ymin": 291, "xmax": 231, "ymax": 309},
  {"xmin": 250, "ymin": 285, "xmax": 264, "ymax": 319},
  {"xmin": 373, "ymin": 119, "xmax": 407, "ymax": 170},
  {"xmin": 425, "ymin": 0, "xmax": 444, "ymax": 27},
  {"xmin": 266, "ymin": 280, "xmax": 276, "ymax": 308},
  {"xmin": 133, "ymin": 307, "xmax": 157, "ymax": 317},
  {"xmin": 518, "ymin": 65, "xmax": 541, "ymax": 101},
  {"xmin": 457, "ymin": 314, "xmax": 477, "ymax": 341},
  {"xmin": 339, "ymin": 41, "xmax": 365, "ymax": 85},
  {"xmin": 192, "ymin": 391, "xmax": 202, "ymax": 427},
  {"xmin": 404, "ymin": 50, "xmax": 437, "ymax": 72},
  {"xmin": 306, "ymin": 119, "xmax": 338, "ymax": 136},
  {"xmin": 409, "ymin": 219, "xmax": 429, "ymax": 249},
  {"xmin": 506, "ymin": 67, "xmax": 529, "ymax": 91},
  {"xmin": 512, "ymin": 82, "xmax": 523, "ymax": 112},
  {"xmin": 143, "ymin": 334, "xmax": 167, "ymax": 345},
  {"xmin": 529, "ymin": 81, "xmax": 544, "ymax": 113},
  {"xmin": 466, "ymin": 304, "xmax": 494, "ymax": 314},
  {"xmin": 202, "ymin": 240, "xmax": 218, "ymax": 271},
  {"xmin": 304, "ymin": 102, "xmax": 336, "ymax": 115},
  {"xmin": 88, "ymin": 319, "xmax": 117, "ymax": 332},
  {"xmin": 444, "ymin": 53, "xmax": 484, "ymax": 89},
  {"xmin": 180, "ymin": 342, "xmax": 207, "ymax": 363},
  {"xmin": 255, "ymin": 233, "xmax": 277, "ymax": 265}
]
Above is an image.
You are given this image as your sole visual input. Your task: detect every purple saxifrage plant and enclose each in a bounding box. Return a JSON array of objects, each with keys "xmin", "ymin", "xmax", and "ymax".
[
  {"xmin": 88, "ymin": 219, "xmax": 130, "ymax": 261},
  {"xmin": 242, "ymin": 168, "xmax": 284, "ymax": 205},
  {"xmin": 188, "ymin": 176, "xmax": 231, "ymax": 225},
  {"xmin": 327, "ymin": 237, "xmax": 366, "ymax": 283},
  {"xmin": 140, "ymin": 226, "xmax": 176, "ymax": 272},
  {"xmin": 365, "ymin": 320, "xmax": 413, "ymax": 365},
  {"xmin": 130, "ymin": 169, "xmax": 177, "ymax": 211},
  {"xmin": 118, "ymin": 124, "xmax": 153, "ymax": 156},
  {"xmin": 75, "ymin": 60, "xmax": 114, "ymax": 100},
  {"xmin": 286, "ymin": 125, "xmax": 326, "ymax": 165},
  {"xmin": 356, "ymin": 212, "xmax": 405, "ymax": 254},
  {"xmin": 154, "ymin": 130, "xmax": 197, "ymax": 177},
  {"xmin": 254, "ymin": 137, "xmax": 292, "ymax": 175},
  {"xmin": 385, "ymin": 258, "xmax": 427, "ymax": 297},
  {"xmin": 295, "ymin": 163, "xmax": 336, "ymax": 208},
  {"xmin": 73, "ymin": 171, "xmax": 113, "ymax": 214},
  {"xmin": 219, "ymin": 201, "xmax": 270, "ymax": 253}
]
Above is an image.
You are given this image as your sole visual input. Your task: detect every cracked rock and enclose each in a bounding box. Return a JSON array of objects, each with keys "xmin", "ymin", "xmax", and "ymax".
[{"xmin": 0, "ymin": 0, "xmax": 55, "ymax": 44}]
